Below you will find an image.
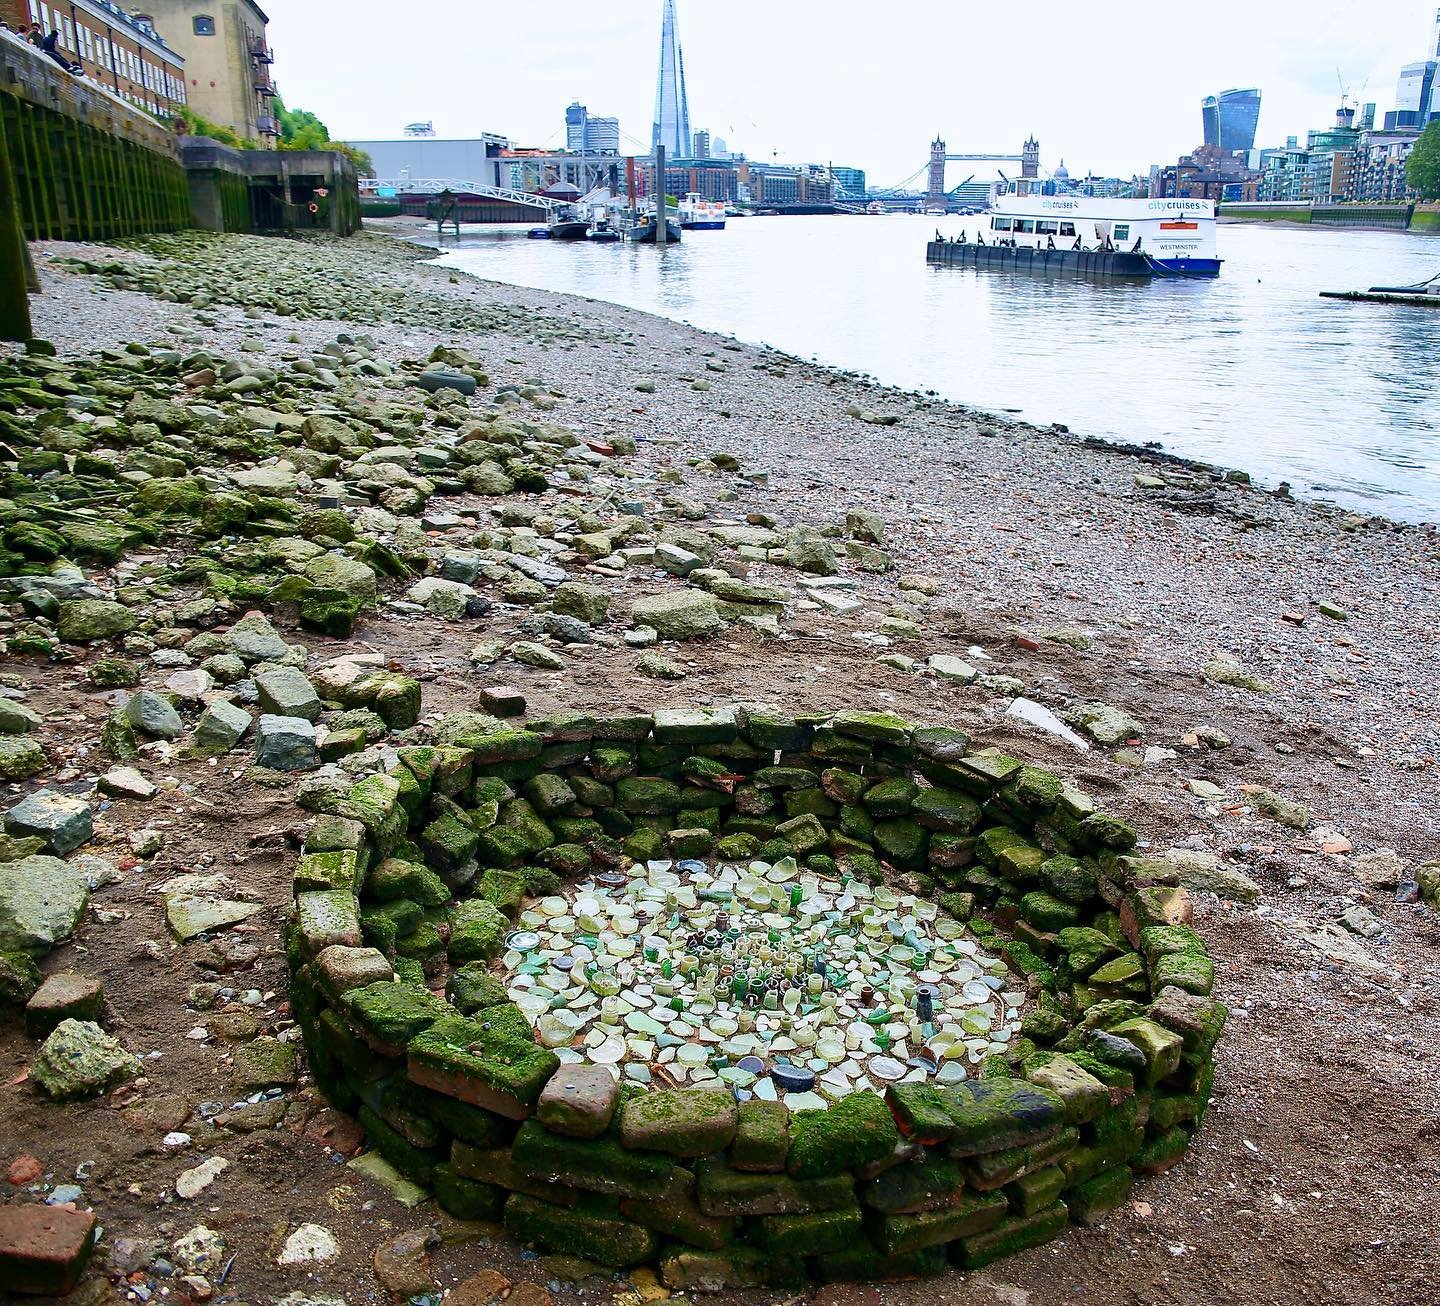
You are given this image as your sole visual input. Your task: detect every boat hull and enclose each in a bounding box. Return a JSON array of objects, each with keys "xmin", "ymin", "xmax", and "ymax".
[
  {"xmin": 629, "ymin": 220, "xmax": 683, "ymax": 244},
  {"xmin": 548, "ymin": 221, "xmax": 589, "ymax": 240},
  {"xmin": 926, "ymin": 242, "xmax": 1221, "ymax": 279},
  {"xmin": 681, "ymin": 220, "xmax": 726, "ymax": 230}
]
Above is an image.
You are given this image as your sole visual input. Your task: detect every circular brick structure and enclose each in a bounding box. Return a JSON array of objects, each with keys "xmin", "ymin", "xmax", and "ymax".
[{"xmin": 288, "ymin": 705, "xmax": 1226, "ymax": 1288}]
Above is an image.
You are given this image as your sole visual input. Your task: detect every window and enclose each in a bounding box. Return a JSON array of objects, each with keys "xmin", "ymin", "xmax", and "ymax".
[
  {"xmin": 1059, "ymin": 222, "xmax": 1076, "ymax": 237},
  {"xmin": 991, "ymin": 217, "xmax": 1012, "ymax": 231},
  {"xmin": 1036, "ymin": 220, "xmax": 1059, "ymax": 235},
  {"xmin": 1114, "ymin": 223, "xmax": 1131, "ymax": 241},
  {"xmin": 193, "ymin": 15, "xmax": 215, "ymax": 35},
  {"xmin": 1015, "ymin": 219, "xmax": 1035, "ymax": 233}
]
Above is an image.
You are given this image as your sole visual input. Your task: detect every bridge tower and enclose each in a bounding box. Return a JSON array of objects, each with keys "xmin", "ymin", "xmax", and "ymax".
[
  {"xmin": 928, "ymin": 137, "xmax": 947, "ymax": 204},
  {"xmin": 1021, "ymin": 136, "xmax": 1039, "ymax": 180}
]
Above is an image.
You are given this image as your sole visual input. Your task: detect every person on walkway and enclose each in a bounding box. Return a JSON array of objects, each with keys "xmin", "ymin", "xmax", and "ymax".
[{"xmin": 27, "ymin": 23, "xmax": 44, "ymax": 46}]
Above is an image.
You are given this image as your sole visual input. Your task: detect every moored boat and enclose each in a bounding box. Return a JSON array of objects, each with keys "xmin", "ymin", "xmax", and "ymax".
[
  {"xmin": 679, "ymin": 193, "xmax": 726, "ymax": 230},
  {"xmin": 628, "ymin": 218, "xmax": 683, "ymax": 243},
  {"xmin": 956, "ymin": 194, "xmax": 1221, "ymax": 277},
  {"xmin": 548, "ymin": 218, "xmax": 590, "ymax": 240}
]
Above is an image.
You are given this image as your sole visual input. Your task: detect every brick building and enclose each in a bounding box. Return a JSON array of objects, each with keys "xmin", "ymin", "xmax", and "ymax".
[
  {"xmin": 1, "ymin": 0, "xmax": 187, "ymax": 116},
  {"xmin": 135, "ymin": 0, "xmax": 275, "ymax": 140}
]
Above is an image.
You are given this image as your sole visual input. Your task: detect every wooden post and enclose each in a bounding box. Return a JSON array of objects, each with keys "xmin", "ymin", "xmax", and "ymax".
[
  {"xmin": 0, "ymin": 96, "xmax": 33, "ymax": 342},
  {"xmin": 655, "ymin": 144, "xmax": 667, "ymax": 246}
]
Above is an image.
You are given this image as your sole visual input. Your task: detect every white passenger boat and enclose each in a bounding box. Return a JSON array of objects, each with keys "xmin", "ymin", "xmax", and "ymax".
[
  {"xmin": 678, "ymin": 193, "xmax": 726, "ymax": 230},
  {"xmin": 981, "ymin": 194, "xmax": 1221, "ymax": 276}
]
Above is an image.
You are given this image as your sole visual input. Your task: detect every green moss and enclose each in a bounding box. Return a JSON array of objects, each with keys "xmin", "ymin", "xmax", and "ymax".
[
  {"xmin": 511, "ymin": 1119, "xmax": 674, "ymax": 1198},
  {"xmin": 367, "ymin": 857, "xmax": 449, "ymax": 905},
  {"xmin": 504, "ymin": 1193, "xmax": 661, "ymax": 1267},
  {"xmin": 787, "ymin": 1091, "xmax": 899, "ymax": 1179},
  {"xmin": 447, "ymin": 898, "xmax": 511, "ymax": 962},
  {"xmin": 344, "ymin": 980, "xmax": 448, "ymax": 1052},
  {"xmin": 952, "ymin": 1201, "xmax": 1069, "ymax": 1269},
  {"xmin": 408, "ymin": 1014, "xmax": 559, "ymax": 1108}
]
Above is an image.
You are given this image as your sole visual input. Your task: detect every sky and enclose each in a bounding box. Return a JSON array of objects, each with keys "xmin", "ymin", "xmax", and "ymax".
[{"xmin": 264, "ymin": 0, "xmax": 1440, "ymax": 186}]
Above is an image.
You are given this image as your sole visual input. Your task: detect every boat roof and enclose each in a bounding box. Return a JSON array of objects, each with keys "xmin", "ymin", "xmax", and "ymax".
[{"xmin": 992, "ymin": 196, "xmax": 1215, "ymax": 220}]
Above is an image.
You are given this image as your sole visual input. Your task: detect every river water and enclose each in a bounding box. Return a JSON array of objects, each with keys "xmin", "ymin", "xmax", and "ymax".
[{"xmin": 438, "ymin": 216, "xmax": 1440, "ymax": 522}]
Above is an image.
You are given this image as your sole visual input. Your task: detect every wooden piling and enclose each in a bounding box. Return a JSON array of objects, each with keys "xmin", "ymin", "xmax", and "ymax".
[{"xmin": 0, "ymin": 92, "xmax": 33, "ymax": 342}]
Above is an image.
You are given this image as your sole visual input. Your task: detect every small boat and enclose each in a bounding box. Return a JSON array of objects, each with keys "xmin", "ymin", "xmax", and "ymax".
[
  {"xmin": 628, "ymin": 218, "xmax": 683, "ymax": 243},
  {"xmin": 548, "ymin": 219, "xmax": 589, "ymax": 240},
  {"xmin": 679, "ymin": 192, "xmax": 726, "ymax": 230},
  {"xmin": 587, "ymin": 224, "xmax": 622, "ymax": 243},
  {"xmin": 527, "ymin": 228, "xmax": 551, "ymax": 239},
  {"xmin": 866, "ymin": 200, "xmax": 887, "ymax": 215}
]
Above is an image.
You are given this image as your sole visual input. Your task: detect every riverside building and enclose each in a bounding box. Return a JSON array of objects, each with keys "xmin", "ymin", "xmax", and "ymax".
[{"xmin": 3, "ymin": 0, "xmax": 187, "ymax": 116}]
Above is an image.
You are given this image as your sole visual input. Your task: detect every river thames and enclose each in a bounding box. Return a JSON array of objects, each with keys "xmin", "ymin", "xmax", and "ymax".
[{"xmin": 439, "ymin": 216, "xmax": 1440, "ymax": 522}]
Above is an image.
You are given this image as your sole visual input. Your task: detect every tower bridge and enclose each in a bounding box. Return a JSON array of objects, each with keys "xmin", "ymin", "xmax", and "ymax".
[{"xmin": 926, "ymin": 136, "xmax": 1039, "ymax": 206}]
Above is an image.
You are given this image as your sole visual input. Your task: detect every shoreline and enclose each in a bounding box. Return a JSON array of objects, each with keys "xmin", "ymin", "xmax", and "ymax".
[
  {"xmin": 0, "ymin": 226, "xmax": 1437, "ymax": 1305},
  {"xmin": 385, "ymin": 217, "xmax": 1436, "ymax": 531}
]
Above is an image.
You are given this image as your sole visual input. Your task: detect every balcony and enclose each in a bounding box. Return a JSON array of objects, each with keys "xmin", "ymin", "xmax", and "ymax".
[
  {"xmin": 256, "ymin": 114, "xmax": 279, "ymax": 137},
  {"xmin": 253, "ymin": 69, "xmax": 274, "ymax": 93},
  {"xmin": 249, "ymin": 37, "xmax": 274, "ymax": 62}
]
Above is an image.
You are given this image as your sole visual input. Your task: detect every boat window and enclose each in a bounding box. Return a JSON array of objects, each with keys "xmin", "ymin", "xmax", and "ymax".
[
  {"xmin": 1114, "ymin": 224, "xmax": 1130, "ymax": 241},
  {"xmin": 1015, "ymin": 220, "xmax": 1035, "ymax": 234},
  {"xmin": 1059, "ymin": 222, "xmax": 1076, "ymax": 237},
  {"xmin": 991, "ymin": 217, "xmax": 1012, "ymax": 231},
  {"xmin": 1036, "ymin": 220, "xmax": 1059, "ymax": 235}
]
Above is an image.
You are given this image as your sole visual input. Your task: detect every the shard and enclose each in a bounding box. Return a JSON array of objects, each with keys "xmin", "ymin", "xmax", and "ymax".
[{"xmin": 650, "ymin": 0, "xmax": 692, "ymax": 158}]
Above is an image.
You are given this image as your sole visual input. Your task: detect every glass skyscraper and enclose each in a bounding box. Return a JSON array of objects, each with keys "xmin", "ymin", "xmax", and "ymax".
[
  {"xmin": 1201, "ymin": 88, "xmax": 1262, "ymax": 154},
  {"xmin": 651, "ymin": 0, "xmax": 692, "ymax": 158}
]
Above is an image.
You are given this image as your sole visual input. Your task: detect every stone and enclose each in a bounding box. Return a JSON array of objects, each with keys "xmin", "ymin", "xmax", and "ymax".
[
  {"xmin": 927, "ymin": 654, "xmax": 978, "ymax": 684},
  {"xmin": 56, "ymin": 599, "xmax": 135, "ymax": 643},
  {"xmin": 164, "ymin": 894, "xmax": 263, "ymax": 941},
  {"xmin": 122, "ymin": 691, "xmax": 183, "ymax": 740},
  {"xmin": 630, "ymin": 590, "xmax": 725, "ymax": 640},
  {"xmin": 0, "ymin": 855, "xmax": 88, "ymax": 954},
  {"xmin": 1164, "ymin": 849, "xmax": 1261, "ymax": 903},
  {"xmin": 1070, "ymin": 702, "xmax": 1142, "ymax": 745},
  {"xmin": 192, "ymin": 699, "xmax": 253, "ymax": 756},
  {"xmin": 450, "ymin": 1269, "xmax": 513, "ymax": 1306},
  {"xmin": 786, "ymin": 527, "xmax": 838, "ymax": 575},
  {"xmin": 0, "ymin": 735, "xmax": 46, "ymax": 781},
  {"xmin": 32, "ymin": 1019, "xmax": 138, "ymax": 1100},
  {"xmin": 373, "ymin": 1228, "xmax": 437, "ymax": 1298},
  {"xmin": 99, "ymin": 766, "xmax": 157, "ymax": 801},
  {"xmin": 24, "ymin": 971, "xmax": 103, "ymax": 1038},
  {"xmin": 278, "ymin": 1223, "xmax": 339, "ymax": 1266},
  {"xmin": 1203, "ymin": 654, "xmax": 1270, "ymax": 693},
  {"xmin": 0, "ymin": 1202, "xmax": 98, "ymax": 1295},
  {"xmin": 511, "ymin": 641, "xmax": 565, "ymax": 670},
  {"xmin": 1353, "ymin": 849, "xmax": 1405, "ymax": 890},
  {"xmin": 0, "ymin": 699, "xmax": 42, "ymax": 735},
  {"xmin": 621, "ymin": 1089, "xmax": 738, "ymax": 1157},
  {"xmin": 408, "ymin": 576, "xmax": 478, "ymax": 620},
  {"xmin": 232, "ymin": 1036, "xmax": 297, "ymax": 1088},
  {"xmin": 226, "ymin": 613, "xmax": 294, "ymax": 664},
  {"xmin": 256, "ymin": 715, "xmax": 318, "ymax": 771},
  {"xmin": 538, "ymin": 1064, "xmax": 620, "ymax": 1139},
  {"xmin": 172, "ymin": 1226, "xmax": 225, "ymax": 1276},
  {"xmin": 255, "ymin": 666, "xmax": 322, "ymax": 722},
  {"xmin": 553, "ymin": 582, "xmax": 611, "ymax": 625},
  {"xmin": 4, "ymin": 792, "xmax": 92, "ymax": 856}
]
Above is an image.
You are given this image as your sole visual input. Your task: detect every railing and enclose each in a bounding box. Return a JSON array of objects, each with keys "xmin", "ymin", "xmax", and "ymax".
[{"xmin": 367, "ymin": 178, "xmax": 563, "ymax": 212}]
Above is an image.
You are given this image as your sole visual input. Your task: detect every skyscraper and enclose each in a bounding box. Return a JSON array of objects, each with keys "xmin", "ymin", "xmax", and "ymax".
[
  {"xmin": 1201, "ymin": 89, "xmax": 1262, "ymax": 154},
  {"xmin": 651, "ymin": 0, "xmax": 692, "ymax": 158}
]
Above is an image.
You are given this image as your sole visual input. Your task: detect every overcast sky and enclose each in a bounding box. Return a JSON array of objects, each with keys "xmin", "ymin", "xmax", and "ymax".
[{"xmin": 264, "ymin": 0, "xmax": 1439, "ymax": 184}]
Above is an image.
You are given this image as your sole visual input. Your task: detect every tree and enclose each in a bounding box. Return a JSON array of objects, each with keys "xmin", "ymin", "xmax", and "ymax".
[
  {"xmin": 270, "ymin": 95, "xmax": 372, "ymax": 173},
  {"xmin": 1406, "ymin": 120, "xmax": 1440, "ymax": 200}
]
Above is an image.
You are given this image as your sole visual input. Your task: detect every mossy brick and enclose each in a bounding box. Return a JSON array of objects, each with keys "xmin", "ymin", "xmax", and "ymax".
[
  {"xmin": 504, "ymin": 1192, "xmax": 659, "ymax": 1268},
  {"xmin": 476, "ymin": 826, "xmax": 532, "ymax": 868},
  {"xmin": 775, "ymin": 813, "xmax": 828, "ymax": 855},
  {"xmin": 1057, "ymin": 926, "xmax": 1118, "ymax": 977},
  {"xmin": 1009, "ymin": 765, "xmax": 1063, "ymax": 809},
  {"xmin": 1017, "ymin": 890, "xmax": 1078, "ymax": 933},
  {"xmin": 818, "ymin": 767, "xmax": 866, "ymax": 805},
  {"xmin": 362, "ymin": 896, "xmax": 423, "ymax": 941},
  {"xmin": 886, "ymin": 1083, "xmax": 956, "ymax": 1145},
  {"xmin": 616, "ymin": 776, "xmax": 682, "ymax": 813},
  {"xmin": 1078, "ymin": 811, "xmax": 1138, "ymax": 851},
  {"xmin": 741, "ymin": 712, "xmax": 813, "ymax": 751},
  {"xmin": 523, "ymin": 772, "xmax": 577, "ymax": 815},
  {"xmin": 294, "ymin": 849, "xmax": 361, "ymax": 895},
  {"xmin": 952, "ymin": 1200, "xmax": 1069, "ymax": 1270},
  {"xmin": 943, "ymin": 1078, "xmax": 1067, "ymax": 1157},
  {"xmin": 1151, "ymin": 947, "xmax": 1214, "ymax": 997},
  {"xmin": 872, "ymin": 818, "xmax": 928, "ymax": 871},
  {"xmin": 590, "ymin": 713, "xmax": 653, "ymax": 742},
  {"xmin": 667, "ymin": 827, "xmax": 714, "ymax": 858},
  {"xmin": 344, "ymin": 980, "xmax": 448, "ymax": 1056},
  {"xmin": 1005, "ymin": 1164, "xmax": 1067, "ymax": 1216},
  {"xmin": 295, "ymin": 890, "xmax": 362, "ymax": 957},
  {"xmin": 1065, "ymin": 1162, "xmax": 1134, "ymax": 1225},
  {"xmin": 317, "ymin": 1007, "xmax": 399, "ymax": 1082},
  {"xmin": 1089, "ymin": 952, "xmax": 1146, "ymax": 987},
  {"xmin": 367, "ymin": 857, "xmax": 450, "ymax": 906},
  {"xmin": 1087, "ymin": 1094, "xmax": 1147, "ymax": 1146},
  {"xmin": 975, "ymin": 825, "xmax": 1029, "ymax": 868},
  {"xmin": 538, "ymin": 841, "xmax": 592, "ymax": 875},
  {"xmin": 717, "ymin": 833, "xmax": 761, "ymax": 860},
  {"xmin": 412, "ymin": 1086, "xmax": 515, "ymax": 1149},
  {"xmin": 695, "ymin": 1159, "xmax": 855, "ymax": 1216},
  {"xmin": 755, "ymin": 1205, "xmax": 865, "ymax": 1256},
  {"xmin": 860, "ymin": 1157, "xmax": 967, "ymax": 1215},
  {"xmin": 810, "ymin": 1244, "xmax": 948, "ymax": 1284},
  {"xmin": 358, "ymin": 1104, "xmax": 444, "ymax": 1183},
  {"xmin": 1133, "ymin": 1126, "xmax": 1192, "ymax": 1175},
  {"xmin": 447, "ymin": 898, "xmax": 510, "ymax": 962},
  {"xmin": 450, "ymin": 1142, "xmax": 579, "ymax": 1204},
  {"xmin": 527, "ymin": 711, "xmax": 596, "ymax": 743},
  {"xmin": 432, "ymin": 1162, "xmax": 506, "ymax": 1221},
  {"xmin": 620, "ymin": 1172, "xmax": 738, "ymax": 1251},
  {"xmin": 461, "ymin": 730, "xmax": 543, "ymax": 765},
  {"xmin": 446, "ymin": 964, "xmax": 512, "ymax": 1014},
  {"xmin": 1060, "ymin": 1129, "xmax": 1145, "ymax": 1188},
  {"xmin": 477, "ymin": 867, "xmax": 527, "ymax": 914},
  {"xmin": 376, "ymin": 1080, "xmax": 446, "ymax": 1149},
  {"xmin": 1147, "ymin": 987, "xmax": 1227, "ymax": 1066},
  {"xmin": 996, "ymin": 843, "xmax": 1047, "ymax": 885},
  {"xmin": 912, "ymin": 786, "xmax": 984, "ymax": 833},
  {"xmin": 1041, "ymin": 854, "xmax": 1099, "ymax": 905},
  {"xmin": 1109, "ymin": 1018, "xmax": 1183, "ymax": 1087},
  {"xmin": 623, "ymin": 827, "xmax": 665, "ymax": 861},
  {"xmin": 865, "ymin": 1189, "xmax": 1007, "ymax": 1255},
  {"xmin": 395, "ymin": 917, "xmax": 445, "ymax": 960},
  {"xmin": 1149, "ymin": 1085, "xmax": 1208, "ymax": 1132},
  {"xmin": 782, "ymin": 788, "xmax": 837, "ymax": 821},
  {"xmin": 590, "ymin": 745, "xmax": 638, "ymax": 782},
  {"xmin": 497, "ymin": 798, "xmax": 555, "ymax": 853},
  {"xmin": 338, "ymin": 774, "xmax": 406, "ymax": 853},
  {"xmin": 638, "ymin": 742, "xmax": 689, "ymax": 771},
  {"xmin": 731, "ymin": 1099, "xmax": 790, "ymax": 1172},
  {"xmin": 658, "ymin": 1246, "xmax": 795, "ymax": 1293},
  {"xmin": 829, "ymin": 710, "xmax": 912, "ymax": 744},
  {"xmin": 959, "ymin": 1126, "xmax": 1080, "ymax": 1191},
  {"xmin": 807, "ymin": 726, "xmax": 873, "ymax": 765},
  {"xmin": 407, "ymin": 1013, "xmax": 559, "ymax": 1118},
  {"xmin": 861, "ymin": 776, "xmax": 919, "ymax": 816},
  {"xmin": 652, "ymin": 707, "xmax": 738, "ymax": 745},
  {"xmin": 787, "ymin": 1091, "xmax": 900, "ymax": 1179},
  {"xmin": 621, "ymin": 1087, "xmax": 738, "ymax": 1157},
  {"xmin": 1023, "ymin": 1053, "xmax": 1109, "ymax": 1125},
  {"xmin": 511, "ymin": 1118, "xmax": 674, "ymax": 1197}
]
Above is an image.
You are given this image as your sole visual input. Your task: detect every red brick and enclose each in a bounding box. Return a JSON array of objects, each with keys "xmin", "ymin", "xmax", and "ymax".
[{"xmin": 0, "ymin": 1203, "xmax": 98, "ymax": 1295}]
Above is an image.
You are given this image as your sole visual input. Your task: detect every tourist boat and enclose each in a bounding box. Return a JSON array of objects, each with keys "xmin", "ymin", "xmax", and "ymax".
[
  {"xmin": 678, "ymin": 193, "xmax": 726, "ymax": 230},
  {"xmin": 949, "ymin": 194, "xmax": 1221, "ymax": 277},
  {"xmin": 866, "ymin": 200, "xmax": 887, "ymax": 215}
]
